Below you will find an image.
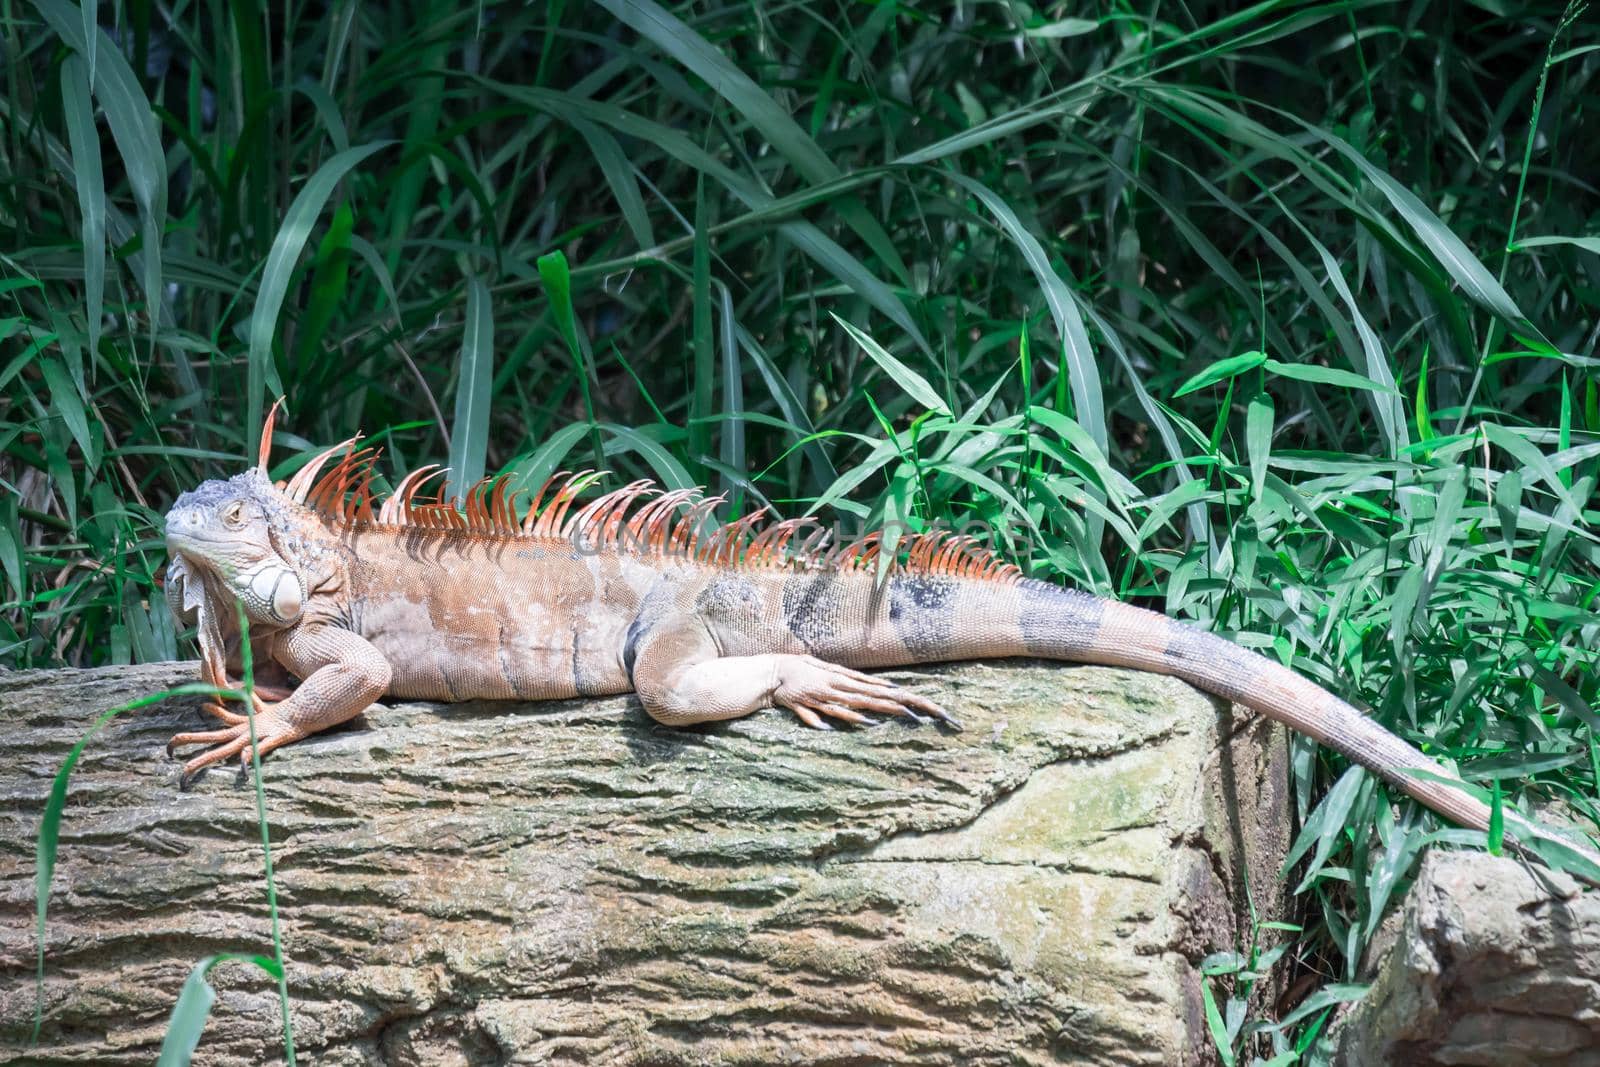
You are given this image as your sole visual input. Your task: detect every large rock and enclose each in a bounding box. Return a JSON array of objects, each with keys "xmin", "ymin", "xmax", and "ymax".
[
  {"xmin": 1330, "ymin": 849, "xmax": 1600, "ymax": 1066},
  {"xmin": 1, "ymin": 658, "xmax": 1288, "ymax": 1065}
]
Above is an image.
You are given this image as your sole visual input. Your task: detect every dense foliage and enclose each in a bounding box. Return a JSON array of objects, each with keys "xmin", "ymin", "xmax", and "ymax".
[{"xmin": 5, "ymin": 0, "xmax": 1598, "ymax": 1059}]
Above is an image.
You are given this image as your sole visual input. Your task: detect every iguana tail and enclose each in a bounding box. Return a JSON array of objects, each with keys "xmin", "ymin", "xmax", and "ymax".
[
  {"xmin": 827, "ymin": 572, "xmax": 1592, "ymax": 870},
  {"xmin": 966, "ymin": 578, "xmax": 1597, "ymax": 872}
]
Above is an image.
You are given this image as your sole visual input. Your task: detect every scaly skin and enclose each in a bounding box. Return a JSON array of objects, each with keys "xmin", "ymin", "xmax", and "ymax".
[{"xmin": 159, "ymin": 413, "xmax": 1600, "ymax": 874}]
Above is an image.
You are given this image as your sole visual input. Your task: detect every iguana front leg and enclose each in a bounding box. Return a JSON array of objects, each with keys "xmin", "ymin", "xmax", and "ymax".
[
  {"xmin": 168, "ymin": 624, "xmax": 391, "ymax": 779},
  {"xmin": 630, "ymin": 624, "xmax": 954, "ymax": 728}
]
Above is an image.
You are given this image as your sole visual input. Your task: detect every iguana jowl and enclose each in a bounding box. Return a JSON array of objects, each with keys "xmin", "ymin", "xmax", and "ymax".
[{"xmin": 161, "ymin": 406, "xmax": 1577, "ymax": 861}]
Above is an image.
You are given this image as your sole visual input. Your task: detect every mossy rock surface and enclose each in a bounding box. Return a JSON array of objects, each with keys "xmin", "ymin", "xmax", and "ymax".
[{"xmin": 1, "ymin": 658, "xmax": 1287, "ymax": 1065}]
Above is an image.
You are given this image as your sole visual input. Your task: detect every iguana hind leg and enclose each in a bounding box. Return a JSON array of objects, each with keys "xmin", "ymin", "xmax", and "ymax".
[
  {"xmin": 169, "ymin": 624, "xmax": 391, "ymax": 780},
  {"xmin": 631, "ymin": 625, "xmax": 955, "ymax": 729}
]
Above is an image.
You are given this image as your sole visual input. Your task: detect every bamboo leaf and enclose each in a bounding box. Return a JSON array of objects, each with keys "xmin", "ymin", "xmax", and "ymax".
[
  {"xmin": 1027, "ymin": 18, "xmax": 1098, "ymax": 37},
  {"xmin": 1293, "ymin": 116, "xmax": 1543, "ymax": 340},
  {"xmin": 35, "ymin": 684, "xmax": 245, "ymax": 1040},
  {"xmin": 595, "ymin": 0, "xmax": 910, "ymax": 284},
  {"xmin": 1287, "ymin": 764, "xmax": 1367, "ymax": 893},
  {"xmin": 482, "ymin": 79, "xmax": 931, "ymax": 354},
  {"xmin": 570, "ymin": 116, "xmax": 655, "ymax": 250}
]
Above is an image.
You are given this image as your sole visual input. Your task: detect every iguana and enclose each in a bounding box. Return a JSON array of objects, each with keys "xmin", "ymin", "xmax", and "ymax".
[{"xmin": 161, "ymin": 406, "xmax": 1595, "ymax": 868}]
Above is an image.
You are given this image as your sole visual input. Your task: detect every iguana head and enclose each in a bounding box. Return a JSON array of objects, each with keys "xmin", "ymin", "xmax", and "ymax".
[{"xmin": 164, "ymin": 467, "xmax": 307, "ymax": 631}]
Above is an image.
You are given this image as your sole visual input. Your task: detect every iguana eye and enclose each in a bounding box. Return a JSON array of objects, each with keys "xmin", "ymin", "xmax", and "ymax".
[{"xmin": 223, "ymin": 501, "xmax": 245, "ymax": 526}]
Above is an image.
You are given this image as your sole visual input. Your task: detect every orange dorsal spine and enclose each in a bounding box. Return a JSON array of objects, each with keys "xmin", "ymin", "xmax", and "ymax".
[{"xmin": 260, "ymin": 415, "xmax": 1023, "ymax": 584}]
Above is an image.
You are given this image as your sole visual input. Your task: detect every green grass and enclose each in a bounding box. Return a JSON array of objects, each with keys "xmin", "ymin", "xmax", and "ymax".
[{"xmin": 6, "ymin": 0, "xmax": 1600, "ymax": 1062}]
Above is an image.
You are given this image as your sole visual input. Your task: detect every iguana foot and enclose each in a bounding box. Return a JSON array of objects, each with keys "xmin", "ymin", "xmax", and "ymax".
[
  {"xmin": 199, "ymin": 700, "xmax": 248, "ymax": 726},
  {"xmin": 198, "ymin": 686, "xmax": 279, "ymax": 727},
  {"xmin": 168, "ymin": 711, "xmax": 306, "ymax": 781},
  {"xmin": 774, "ymin": 656, "xmax": 960, "ymax": 730}
]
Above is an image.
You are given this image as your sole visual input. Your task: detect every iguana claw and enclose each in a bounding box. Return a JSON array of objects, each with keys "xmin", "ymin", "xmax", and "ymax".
[
  {"xmin": 168, "ymin": 710, "xmax": 305, "ymax": 780},
  {"xmin": 775, "ymin": 656, "xmax": 961, "ymax": 731}
]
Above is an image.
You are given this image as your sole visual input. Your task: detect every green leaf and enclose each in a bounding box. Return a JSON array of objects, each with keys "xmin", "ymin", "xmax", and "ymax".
[
  {"xmin": 1487, "ymin": 778, "xmax": 1504, "ymax": 857},
  {"xmin": 1304, "ymin": 234, "xmax": 1408, "ymax": 453},
  {"xmin": 736, "ymin": 324, "xmax": 836, "ymax": 485},
  {"xmin": 1026, "ymin": 18, "xmax": 1098, "ymax": 37},
  {"xmin": 1286, "ymin": 764, "xmax": 1366, "ymax": 893},
  {"xmin": 832, "ymin": 314, "xmax": 951, "ymax": 416},
  {"xmin": 597, "ymin": 0, "xmax": 836, "ymax": 184},
  {"xmin": 1263, "ymin": 359, "xmax": 1396, "ymax": 393},
  {"xmin": 1415, "ymin": 345, "xmax": 1434, "ymax": 444},
  {"xmin": 1512, "ymin": 235, "xmax": 1600, "ymax": 255},
  {"xmin": 1174, "ymin": 351, "xmax": 1267, "ymax": 398},
  {"xmin": 0, "ymin": 494, "xmax": 25, "ymax": 599},
  {"xmin": 58, "ymin": 55, "xmax": 104, "ymax": 361},
  {"xmin": 1293, "ymin": 117, "xmax": 1542, "ymax": 339},
  {"xmin": 1029, "ymin": 406, "xmax": 1137, "ymax": 499},
  {"xmin": 1135, "ymin": 478, "xmax": 1211, "ymax": 546},
  {"xmin": 1245, "ymin": 392, "xmax": 1273, "ymax": 505},
  {"xmin": 569, "ymin": 116, "xmax": 655, "ymax": 250},
  {"xmin": 537, "ymin": 250, "xmax": 605, "ymax": 471},
  {"xmin": 810, "ymin": 437, "xmax": 901, "ymax": 518},
  {"xmin": 600, "ymin": 423, "xmax": 697, "ymax": 492},
  {"xmin": 247, "ymin": 141, "xmax": 392, "ymax": 461},
  {"xmin": 691, "ymin": 175, "xmax": 714, "ymax": 471},
  {"xmin": 1265, "ymin": 983, "xmax": 1369, "ymax": 1032},
  {"xmin": 293, "ymin": 203, "xmax": 354, "ymax": 373},
  {"xmin": 289, "ymin": 78, "xmax": 350, "ymax": 153},
  {"xmin": 482, "ymin": 79, "xmax": 930, "ymax": 354},
  {"xmin": 32, "ymin": 0, "xmax": 167, "ymax": 358},
  {"xmin": 506, "ymin": 421, "xmax": 593, "ymax": 495},
  {"xmin": 947, "ymin": 173, "xmax": 1106, "ymax": 456},
  {"xmin": 40, "ymin": 357, "xmax": 93, "ymax": 461},
  {"xmin": 595, "ymin": 0, "xmax": 909, "ymax": 285},
  {"xmin": 445, "ymin": 274, "xmax": 495, "ymax": 503},
  {"xmin": 716, "ymin": 283, "xmax": 744, "ymax": 508},
  {"xmin": 1483, "ymin": 424, "xmax": 1579, "ymax": 516},
  {"xmin": 1199, "ymin": 980, "xmax": 1236, "ymax": 1066},
  {"xmin": 155, "ymin": 953, "xmax": 283, "ymax": 1067}
]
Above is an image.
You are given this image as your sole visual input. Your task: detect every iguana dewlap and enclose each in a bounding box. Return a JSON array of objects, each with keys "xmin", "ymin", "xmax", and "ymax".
[{"xmin": 159, "ymin": 407, "xmax": 1576, "ymax": 863}]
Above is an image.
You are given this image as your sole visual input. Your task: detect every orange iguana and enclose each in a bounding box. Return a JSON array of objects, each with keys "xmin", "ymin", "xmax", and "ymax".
[{"xmin": 161, "ymin": 406, "xmax": 1595, "ymax": 868}]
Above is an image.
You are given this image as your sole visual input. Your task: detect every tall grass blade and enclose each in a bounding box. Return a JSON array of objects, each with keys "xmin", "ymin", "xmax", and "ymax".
[
  {"xmin": 716, "ymin": 284, "xmax": 744, "ymax": 508},
  {"xmin": 537, "ymin": 251, "xmax": 606, "ymax": 471},
  {"xmin": 947, "ymin": 173, "xmax": 1106, "ymax": 456},
  {"xmin": 446, "ymin": 274, "xmax": 495, "ymax": 502},
  {"xmin": 248, "ymin": 141, "xmax": 392, "ymax": 461},
  {"xmin": 32, "ymin": 0, "xmax": 167, "ymax": 357},
  {"xmin": 58, "ymin": 55, "xmax": 103, "ymax": 363},
  {"xmin": 691, "ymin": 175, "xmax": 713, "ymax": 471},
  {"xmin": 832, "ymin": 314, "xmax": 950, "ymax": 416}
]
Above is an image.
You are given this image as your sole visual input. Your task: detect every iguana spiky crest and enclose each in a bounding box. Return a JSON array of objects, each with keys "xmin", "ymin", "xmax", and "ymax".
[{"xmin": 269, "ymin": 405, "xmax": 1024, "ymax": 584}]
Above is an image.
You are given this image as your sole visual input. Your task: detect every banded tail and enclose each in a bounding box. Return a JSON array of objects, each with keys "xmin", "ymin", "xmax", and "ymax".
[{"xmin": 905, "ymin": 576, "xmax": 1597, "ymax": 874}]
